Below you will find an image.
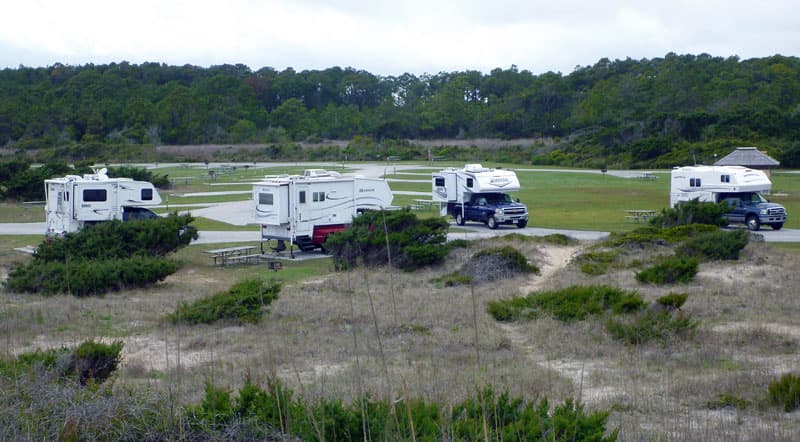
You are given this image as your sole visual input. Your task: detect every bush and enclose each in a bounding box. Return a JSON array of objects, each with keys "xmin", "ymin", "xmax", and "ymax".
[
  {"xmin": 464, "ymin": 246, "xmax": 539, "ymax": 283},
  {"xmin": 656, "ymin": 293, "xmax": 688, "ymax": 310},
  {"xmin": 636, "ymin": 256, "xmax": 698, "ymax": 284},
  {"xmin": 487, "ymin": 285, "xmax": 643, "ymax": 322},
  {"xmin": 5, "ymin": 256, "xmax": 178, "ymax": 296},
  {"xmin": 73, "ymin": 340, "xmax": 124, "ymax": 385},
  {"xmin": 170, "ymin": 279, "xmax": 281, "ymax": 325},
  {"xmin": 325, "ymin": 209, "xmax": 449, "ymax": 271},
  {"xmin": 649, "ymin": 199, "xmax": 728, "ymax": 228},
  {"xmin": 0, "ymin": 339, "xmax": 122, "ymax": 385},
  {"xmin": 676, "ymin": 229, "xmax": 749, "ymax": 260},
  {"xmin": 706, "ymin": 394, "xmax": 750, "ymax": 410},
  {"xmin": 767, "ymin": 373, "xmax": 800, "ymax": 412},
  {"xmin": 605, "ymin": 310, "xmax": 698, "ymax": 345},
  {"xmin": 603, "ymin": 224, "xmax": 719, "ymax": 248},
  {"xmin": 35, "ymin": 214, "xmax": 197, "ymax": 262},
  {"xmin": 577, "ymin": 250, "xmax": 620, "ymax": 275}
]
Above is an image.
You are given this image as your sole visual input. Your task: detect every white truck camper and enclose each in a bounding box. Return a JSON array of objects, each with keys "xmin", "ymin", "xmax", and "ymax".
[
  {"xmin": 253, "ymin": 169, "xmax": 394, "ymax": 253},
  {"xmin": 670, "ymin": 165, "xmax": 787, "ymax": 230},
  {"xmin": 45, "ymin": 168, "xmax": 162, "ymax": 236},
  {"xmin": 432, "ymin": 164, "xmax": 528, "ymax": 229}
]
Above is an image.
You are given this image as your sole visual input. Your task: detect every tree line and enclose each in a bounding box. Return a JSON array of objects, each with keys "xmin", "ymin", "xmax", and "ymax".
[{"xmin": 1, "ymin": 53, "xmax": 800, "ymax": 168}]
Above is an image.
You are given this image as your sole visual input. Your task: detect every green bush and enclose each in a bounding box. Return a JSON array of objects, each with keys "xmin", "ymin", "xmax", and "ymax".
[
  {"xmin": 676, "ymin": 229, "xmax": 749, "ymax": 260},
  {"xmin": 706, "ymin": 394, "xmax": 750, "ymax": 410},
  {"xmin": 487, "ymin": 285, "xmax": 643, "ymax": 322},
  {"xmin": 767, "ymin": 373, "xmax": 800, "ymax": 412},
  {"xmin": 433, "ymin": 271, "xmax": 473, "ymax": 287},
  {"xmin": 649, "ymin": 199, "xmax": 728, "ymax": 228},
  {"xmin": 35, "ymin": 214, "xmax": 197, "ymax": 262},
  {"xmin": 603, "ymin": 224, "xmax": 719, "ymax": 248},
  {"xmin": 325, "ymin": 209, "xmax": 449, "ymax": 271},
  {"xmin": 605, "ymin": 310, "xmax": 698, "ymax": 345},
  {"xmin": 0, "ymin": 339, "xmax": 122, "ymax": 385},
  {"xmin": 5, "ymin": 256, "xmax": 177, "ymax": 296},
  {"xmin": 170, "ymin": 279, "xmax": 281, "ymax": 325},
  {"xmin": 577, "ymin": 250, "xmax": 620, "ymax": 275},
  {"xmin": 73, "ymin": 340, "xmax": 124, "ymax": 385},
  {"xmin": 465, "ymin": 246, "xmax": 539, "ymax": 283},
  {"xmin": 636, "ymin": 256, "xmax": 699, "ymax": 284},
  {"xmin": 656, "ymin": 293, "xmax": 688, "ymax": 310}
]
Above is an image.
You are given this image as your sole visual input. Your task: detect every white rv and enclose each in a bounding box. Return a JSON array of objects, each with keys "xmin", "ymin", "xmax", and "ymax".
[
  {"xmin": 670, "ymin": 165, "xmax": 787, "ymax": 230},
  {"xmin": 432, "ymin": 164, "xmax": 528, "ymax": 229},
  {"xmin": 45, "ymin": 168, "xmax": 162, "ymax": 236},
  {"xmin": 253, "ymin": 169, "xmax": 393, "ymax": 253}
]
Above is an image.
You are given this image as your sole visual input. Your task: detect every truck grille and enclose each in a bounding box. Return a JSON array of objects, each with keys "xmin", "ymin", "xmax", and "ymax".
[
  {"xmin": 504, "ymin": 208, "xmax": 527, "ymax": 215},
  {"xmin": 768, "ymin": 207, "xmax": 786, "ymax": 216}
]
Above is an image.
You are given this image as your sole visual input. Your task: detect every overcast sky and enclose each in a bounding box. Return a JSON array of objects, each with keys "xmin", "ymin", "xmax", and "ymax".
[{"xmin": 1, "ymin": 0, "xmax": 798, "ymax": 76}]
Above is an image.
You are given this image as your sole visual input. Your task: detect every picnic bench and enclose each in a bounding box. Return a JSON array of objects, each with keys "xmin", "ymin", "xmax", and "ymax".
[
  {"xmin": 205, "ymin": 245, "xmax": 259, "ymax": 266},
  {"xmin": 624, "ymin": 210, "xmax": 657, "ymax": 223},
  {"xmin": 411, "ymin": 199, "xmax": 437, "ymax": 211}
]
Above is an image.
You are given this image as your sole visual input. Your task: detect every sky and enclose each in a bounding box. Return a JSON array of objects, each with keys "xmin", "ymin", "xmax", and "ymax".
[{"xmin": 1, "ymin": 0, "xmax": 798, "ymax": 76}]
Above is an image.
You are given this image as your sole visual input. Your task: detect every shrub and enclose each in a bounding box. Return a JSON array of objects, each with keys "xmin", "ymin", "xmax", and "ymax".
[
  {"xmin": 767, "ymin": 373, "xmax": 800, "ymax": 412},
  {"xmin": 170, "ymin": 279, "xmax": 281, "ymax": 325},
  {"xmin": 603, "ymin": 224, "xmax": 719, "ymax": 248},
  {"xmin": 487, "ymin": 285, "xmax": 643, "ymax": 322},
  {"xmin": 5, "ymin": 256, "xmax": 177, "ymax": 296},
  {"xmin": 676, "ymin": 229, "xmax": 749, "ymax": 260},
  {"xmin": 35, "ymin": 213, "xmax": 197, "ymax": 262},
  {"xmin": 577, "ymin": 250, "xmax": 620, "ymax": 275},
  {"xmin": 463, "ymin": 246, "xmax": 539, "ymax": 283},
  {"xmin": 706, "ymin": 394, "xmax": 750, "ymax": 410},
  {"xmin": 325, "ymin": 209, "xmax": 449, "ymax": 271},
  {"xmin": 656, "ymin": 293, "xmax": 688, "ymax": 310},
  {"xmin": 605, "ymin": 310, "xmax": 698, "ymax": 345},
  {"xmin": 0, "ymin": 339, "xmax": 122, "ymax": 385},
  {"xmin": 649, "ymin": 199, "xmax": 728, "ymax": 228},
  {"xmin": 636, "ymin": 256, "xmax": 698, "ymax": 284},
  {"xmin": 433, "ymin": 271, "xmax": 473, "ymax": 287},
  {"xmin": 73, "ymin": 340, "xmax": 124, "ymax": 385}
]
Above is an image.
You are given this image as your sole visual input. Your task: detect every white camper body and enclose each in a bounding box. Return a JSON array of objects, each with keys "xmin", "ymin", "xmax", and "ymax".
[
  {"xmin": 44, "ymin": 168, "xmax": 162, "ymax": 236},
  {"xmin": 253, "ymin": 169, "xmax": 393, "ymax": 251},
  {"xmin": 669, "ymin": 165, "xmax": 772, "ymax": 207},
  {"xmin": 432, "ymin": 164, "xmax": 522, "ymax": 215}
]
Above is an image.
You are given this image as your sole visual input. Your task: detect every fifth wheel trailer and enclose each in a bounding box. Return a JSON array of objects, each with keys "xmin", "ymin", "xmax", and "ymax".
[{"xmin": 253, "ymin": 169, "xmax": 394, "ymax": 253}]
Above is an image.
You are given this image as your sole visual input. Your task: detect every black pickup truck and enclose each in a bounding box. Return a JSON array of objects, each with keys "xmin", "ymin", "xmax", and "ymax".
[{"xmin": 448, "ymin": 192, "xmax": 528, "ymax": 229}]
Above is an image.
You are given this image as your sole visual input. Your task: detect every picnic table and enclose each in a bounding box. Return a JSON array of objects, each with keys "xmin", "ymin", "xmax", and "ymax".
[
  {"xmin": 624, "ymin": 210, "xmax": 657, "ymax": 223},
  {"xmin": 411, "ymin": 199, "xmax": 437, "ymax": 211},
  {"xmin": 205, "ymin": 245, "xmax": 259, "ymax": 266}
]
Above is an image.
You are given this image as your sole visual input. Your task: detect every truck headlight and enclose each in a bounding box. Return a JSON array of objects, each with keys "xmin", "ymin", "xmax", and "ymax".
[
  {"xmin": 495, "ymin": 209, "xmax": 503, "ymax": 215},
  {"xmin": 760, "ymin": 209, "xmax": 768, "ymax": 215}
]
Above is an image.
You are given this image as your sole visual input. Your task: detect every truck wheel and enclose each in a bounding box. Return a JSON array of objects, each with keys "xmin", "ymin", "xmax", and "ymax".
[
  {"xmin": 517, "ymin": 219, "xmax": 527, "ymax": 228},
  {"xmin": 487, "ymin": 216, "xmax": 498, "ymax": 229},
  {"xmin": 746, "ymin": 215, "xmax": 761, "ymax": 231},
  {"xmin": 771, "ymin": 223, "xmax": 784, "ymax": 230},
  {"xmin": 455, "ymin": 212, "xmax": 465, "ymax": 225}
]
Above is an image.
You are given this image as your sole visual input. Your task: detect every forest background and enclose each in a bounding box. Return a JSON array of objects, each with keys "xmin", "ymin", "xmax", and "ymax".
[{"xmin": 2, "ymin": 53, "xmax": 800, "ymax": 169}]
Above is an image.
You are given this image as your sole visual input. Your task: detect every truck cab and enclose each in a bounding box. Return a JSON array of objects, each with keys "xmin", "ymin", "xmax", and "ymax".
[
  {"xmin": 450, "ymin": 192, "xmax": 528, "ymax": 229},
  {"xmin": 718, "ymin": 192, "xmax": 787, "ymax": 231}
]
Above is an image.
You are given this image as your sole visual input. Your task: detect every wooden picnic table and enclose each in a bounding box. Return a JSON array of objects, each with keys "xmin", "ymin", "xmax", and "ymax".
[
  {"xmin": 205, "ymin": 245, "xmax": 258, "ymax": 266},
  {"xmin": 411, "ymin": 199, "xmax": 437, "ymax": 211},
  {"xmin": 624, "ymin": 210, "xmax": 657, "ymax": 223}
]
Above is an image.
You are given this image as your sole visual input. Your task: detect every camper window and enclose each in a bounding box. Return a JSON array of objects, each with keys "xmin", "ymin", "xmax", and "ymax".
[
  {"xmin": 690, "ymin": 178, "xmax": 701, "ymax": 187},
  {"xmin": 83, "ymin": 189, "xmax": 107, "ymax": 202},
  {"xmin": 434, "ymin": 177, "xmax": 445, "ymax": 187},
  {"xmin": 466, "ymin": 178, "xmax": 474, "ymax": 188},
  {"xmin": 299, "ymin": 191, "xmax": 306, "ymax": 203},
  {"xmin": 141, "ymin": 188, "xmax": 153, "ymax": 201},
  {"xmin": 721, "ymin": 175, "xmax": 730, "ymax": 183},
  {"xmin": 259, "ymin": 193, "xmax": 274, "ymax": 205},
  {"xmin": 313, "ymin": 191, "xmax": 326, "ymax": 202}
]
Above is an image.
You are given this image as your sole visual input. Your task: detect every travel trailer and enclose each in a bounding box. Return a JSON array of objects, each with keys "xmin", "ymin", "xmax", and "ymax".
[
  {"xmin": 253, "ymin": 169, "xmax": 394, "ymax": 253},
  {"xmin": 44, "ymin": 167, "xmax": 161, "ymax": 236},
  {"xmin": 432, "ymin": 164, "xmax": 528, "ymax": 229},
  {"xmin": 670, "ymin": 165, "xmax": 787, "ymax": 230}
]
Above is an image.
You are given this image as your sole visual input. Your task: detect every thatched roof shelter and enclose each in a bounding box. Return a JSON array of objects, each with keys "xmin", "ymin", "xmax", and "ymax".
[{"xmin": 714, "ymin": 147, "xmax": 780, "ymax": 168}]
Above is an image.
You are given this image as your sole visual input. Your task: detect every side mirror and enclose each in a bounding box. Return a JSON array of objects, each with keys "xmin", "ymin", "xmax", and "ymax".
[{"xmin": 516, "ymin": 198, "xmax": 520, "ymax": 203}]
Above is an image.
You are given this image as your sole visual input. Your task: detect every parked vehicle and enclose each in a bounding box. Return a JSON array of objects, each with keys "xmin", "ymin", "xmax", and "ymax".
[
  {"xmin": 45, "ymin": 167, "xmax": 162, "ymax": 236},
  {"xmin": 432, "ymin": 164, "xmax": 528, "ymax": 229},
  {"xmin": 252, "ymin": 169, "xmax": 394, "ymax": 253},
  {"xmin": 670, "ymin": 165, "xmax": 787, "ymax": 231}
]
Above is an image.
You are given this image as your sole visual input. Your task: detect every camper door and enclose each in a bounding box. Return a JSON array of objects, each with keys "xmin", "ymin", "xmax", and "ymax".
[
  {"xmin": 293, "ymin": 182, "xmax": 311, "ymax": 233},
  {"xmin": 75, "ymin": 182, "xmax": 117, "ymax": 221}
]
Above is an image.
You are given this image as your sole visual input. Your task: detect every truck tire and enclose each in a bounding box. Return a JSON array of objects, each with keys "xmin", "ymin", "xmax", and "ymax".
[
  {"xmin": 771, "ymin": 223, "xmax": 784, "ymax": 230},
  {"xmin": 455, "ymin": 212, "xmax": 465, "ymax": 225},
  {"xmin": 746, "ymin": 215, "xmax": 761, "ymax": 231},
  {"xmin": 487, "ymin": 216, "xmax": 498, "ymax": 229},
  {"xmin": 517, "ymin": 219, "xmax": 527, "ymax": 228}
]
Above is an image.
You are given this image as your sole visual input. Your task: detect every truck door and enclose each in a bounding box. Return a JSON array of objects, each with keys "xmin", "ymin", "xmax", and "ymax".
[{"xmin": 75, "ymin": 183, "xmax": 117, "ymax": 221}]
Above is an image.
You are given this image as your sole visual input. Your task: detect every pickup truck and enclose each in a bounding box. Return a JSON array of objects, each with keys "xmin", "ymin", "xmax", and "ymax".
[
  {"xmin": 448, "ymin": 192, "xmax": 528, "ymax": 229},
  {"xmin": 718, "ymin": 192, "xmax": 787, "ymax": 230}
]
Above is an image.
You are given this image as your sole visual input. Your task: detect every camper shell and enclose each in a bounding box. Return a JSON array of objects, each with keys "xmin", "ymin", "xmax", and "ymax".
[
  {"xmin": 45, "ymin": 167, "xmax": 162, "ymax": 236},
  {"xmin": 253, "ymin": 169, "xmax": 393, "ymax": 253},
  {"xmin": 670, "ymin": 165, "xmax": 787, "ymax": 230},
  {"xmin": 432, "ymin": 164, "xmax": 528, "ymax": 229}
]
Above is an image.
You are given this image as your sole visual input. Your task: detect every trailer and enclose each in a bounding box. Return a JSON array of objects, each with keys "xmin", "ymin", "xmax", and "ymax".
[
  {"xmin": 45, "ymin": 167, "xmax": 162, "ymax": 236},
  {"xmin": 432, "ymin": 164, "xmax": 528, "ymax": 229},
  {"xmin": 670, "ymin": 165, "xmax": 787, "ymax": 230},
  {"xmin": 253, "ymin": 169, "xmax": 394, "ymax": 253}
]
